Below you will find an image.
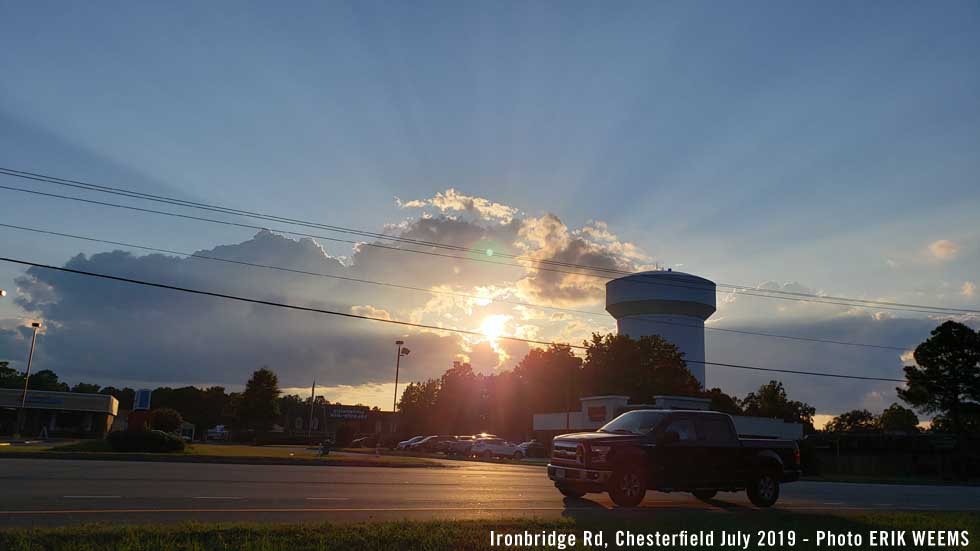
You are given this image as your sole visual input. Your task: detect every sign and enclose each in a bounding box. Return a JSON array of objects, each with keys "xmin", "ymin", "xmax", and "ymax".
[
  {"xmin": 134, "ymin": 389, "xmax": 152, "ymax": 411},
  {"xmin": 326, "ymin": 405, "xmax": 369, "ymax": 420},
  {"xmin": 587, "ymin": 406, "xmax": 607, "ymax": 422}
]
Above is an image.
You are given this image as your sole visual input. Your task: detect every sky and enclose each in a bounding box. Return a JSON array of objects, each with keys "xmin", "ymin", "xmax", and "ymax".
[{"xmin": 1, "ymin": 1, "xmax": 978, "ymax": 424}]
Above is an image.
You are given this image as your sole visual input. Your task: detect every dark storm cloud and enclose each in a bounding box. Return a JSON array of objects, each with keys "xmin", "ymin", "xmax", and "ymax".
[{"xmin": 5, "ymin": 230, "xmax": 466, "ymax": 389}]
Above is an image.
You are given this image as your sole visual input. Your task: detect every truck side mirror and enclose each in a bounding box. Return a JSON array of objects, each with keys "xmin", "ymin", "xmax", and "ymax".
[{"xmin": 658, "ymin": 430, "xmax": 680, "ymax": 446}]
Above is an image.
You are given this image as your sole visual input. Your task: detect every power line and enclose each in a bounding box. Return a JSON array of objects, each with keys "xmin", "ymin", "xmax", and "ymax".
[
  {"xmin": 0, "ymin": 255, "xmax": 907, "ymax": 383},
  {"xmin": 1, "ymin": 179, "xmax": 973, "ymax": 317},
  {"xmin": 2, "ymin": 166, "xmax": 977, "ymax": 315},
  {"xmin": 0, "ymin": 222, "xmax": 914, "ymax": 352}
]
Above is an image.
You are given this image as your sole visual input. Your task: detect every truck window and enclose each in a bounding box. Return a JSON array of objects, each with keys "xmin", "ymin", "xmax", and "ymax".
[
  {"xmin": 662, "ymin": 418, "xmax": 697, "ymax": 441},
  {"xmin": 697, "ymin": 416, "xmax": 738, "ymax": 445}
]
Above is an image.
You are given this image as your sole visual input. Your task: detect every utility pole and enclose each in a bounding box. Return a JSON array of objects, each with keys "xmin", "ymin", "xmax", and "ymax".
[
  {"xmin": 392, "ymin": 340, "xmax": 410, "ymax": 412},
  {"xmin": 307, "ymin": 378, "xmax": 316, "ymax": 439},
  {"xmin": 15, "ymin": 321, "xmax": 41, "ymax": 438}
]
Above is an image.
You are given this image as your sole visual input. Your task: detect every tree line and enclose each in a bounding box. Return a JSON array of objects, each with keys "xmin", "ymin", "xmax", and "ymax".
[{"xmin": 397, "ymin": 332, "xmax": 819, "ymax": 439}]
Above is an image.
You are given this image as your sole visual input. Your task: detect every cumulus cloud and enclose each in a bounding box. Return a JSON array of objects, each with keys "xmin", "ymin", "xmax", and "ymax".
[
  {"xmin": 514, "ymin": 214, "xmax": 641, "ymax": 307},
  {"xmin": 398, "ymin": 188, "xmax": 518, "ymax": 223},
  {"xmin": 928, "ymin": 239, "xmax": 958, "ymax": 260}
]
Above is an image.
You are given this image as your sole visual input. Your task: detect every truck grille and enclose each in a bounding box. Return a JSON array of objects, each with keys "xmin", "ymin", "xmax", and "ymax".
[{"xmin": 552, "ymin": 441, "xmax": 582, "ymax": 464}]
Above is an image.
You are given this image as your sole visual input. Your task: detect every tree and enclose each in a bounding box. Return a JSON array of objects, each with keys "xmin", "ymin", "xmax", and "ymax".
[
  {"xmin": 237, "ymin": 367, "xmax": 281, "ymax": 431},
  {"xmin": 71, "ymin": 382, "xmax": 101, "ymax": 394},
  {"xmin": 879, "ymin": 403, "xmax": 919, "ymax": 434},
  {"xmin": 582, "ymin": 333, "xmax": 700, "ymax": 402},
  {"xmin": 703, "ymin": 387, "xmax": 742, "ymax": 415},
  {"xmin": 397, "ymin": 378, "xmax": 440, "ymax": 435},
  {"xmin": 898, "ymin": 321, "xmax": 980, "ymax": 445},
  {"xmin": 741, "ymin": 380, "xmax": 816, "ymax": 432},
  {"xmin": 0, "ymin": 361, "xmax": 21, "ymax": 388},
  {"xmin": 930, "ymin": 403, "xmax": 980, "ymax": 435},
  {"xmin": 148, "ymin": 407, "xmax": 183, "ymax": 433},
  {"xmin": 26, "ymin": 369, "xmax": 69, "ymax": 392},
  {"xmin": 825, "ymin": 409, "xmax": 878, "ymax": 433}
]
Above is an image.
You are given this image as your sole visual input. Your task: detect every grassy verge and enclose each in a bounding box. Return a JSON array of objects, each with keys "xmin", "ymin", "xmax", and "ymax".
[
  {"xmin": 1, "ymin": 512, "xmax": 977, "ymax": 551},
  {"xmin": 0, "ymin": 441, "xmax": 441, "ymax": 468}
]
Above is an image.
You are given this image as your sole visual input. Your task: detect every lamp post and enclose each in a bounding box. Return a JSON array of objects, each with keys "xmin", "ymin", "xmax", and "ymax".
[
  {"xmin": 15, "ymin": 321, "xmax": 41, "ymax": 438},
  {"xmin": 392, "ymin": 340, "xmax": 410, "ymax": 412}
]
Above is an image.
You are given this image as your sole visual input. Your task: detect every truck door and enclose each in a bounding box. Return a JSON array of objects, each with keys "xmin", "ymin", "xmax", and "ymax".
[
  {"xmin": 657, "ymin": 415, "xmax": 702, "ymax": 489},
  {"xmin": 695, "ymin": 415, "xmax": 740, "ymax": 488}
]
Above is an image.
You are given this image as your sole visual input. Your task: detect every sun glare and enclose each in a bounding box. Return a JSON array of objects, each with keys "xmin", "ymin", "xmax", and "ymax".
[{"xmin": 479, "ymin": 314, "xmax": 508, "ymax": 343}]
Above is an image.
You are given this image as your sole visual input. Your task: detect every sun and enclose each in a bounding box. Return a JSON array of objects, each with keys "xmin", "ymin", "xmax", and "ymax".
[{"xmin": 478, "ymin": 314, "xmax": 509, "ymax": 344}]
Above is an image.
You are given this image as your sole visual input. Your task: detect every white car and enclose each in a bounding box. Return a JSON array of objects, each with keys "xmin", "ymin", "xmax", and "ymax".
[
  {"xmin": 470, "ymin": 438, "xmax": 521, "ymax": 459},
  {"xmin": 397, "ymin": 435, "xmax": 426, "ymax": 450}
]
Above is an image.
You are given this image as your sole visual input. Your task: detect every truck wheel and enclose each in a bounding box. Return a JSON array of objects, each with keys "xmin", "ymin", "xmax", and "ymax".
[
  {"xmin": 692, "ymin": 489, "xmax": 717, "ymax": 501},
  {"xmin": 747, "ymin": 473, "xmax": 780, "ymax": 507},
  {"xmin": 609, "ymin": 464, "xmax": 646, "ymax": 507},
  {"xmin": 556, "ymin": 484, "xmax": 586, "ymax": 498}
]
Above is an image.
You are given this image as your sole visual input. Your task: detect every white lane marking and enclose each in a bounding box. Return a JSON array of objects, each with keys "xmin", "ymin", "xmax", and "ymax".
[
  {"xmin": 305, "ymin": 497, "xmax": 351, "ymax": 501},
  {"xmin": 192, "ymin": 496, "xmax": 245, "ymax": 500},
  {"xmin": 63, "ymin": 496, "xmax": 121, "ymax": 499}
]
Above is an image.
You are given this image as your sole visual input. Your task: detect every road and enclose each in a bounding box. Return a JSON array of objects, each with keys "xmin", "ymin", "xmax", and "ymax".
[{"xmin": 1, "ymin": 457, "xmax": 978, "ymax": 526}]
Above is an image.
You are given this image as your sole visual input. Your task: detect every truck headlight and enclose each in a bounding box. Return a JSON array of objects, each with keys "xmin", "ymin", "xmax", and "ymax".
[{"xmin": 590, "ymin": 445, "xmax": 612, "ymax": 464}]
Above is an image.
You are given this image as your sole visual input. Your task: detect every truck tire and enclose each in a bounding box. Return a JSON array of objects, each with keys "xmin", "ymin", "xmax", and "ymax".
[
  {"xmin": 609, "ymin": 464, "xmax": 647, "ymax": 507},
  {"xmin": 746, "ymin": 473, "xmax": 780, "ymax": 507},
  {"xmin": 556, "ymin": 484, "xmax": 586, "ymax": 498},
  {"xmin": 692, "ymin": 489, "xmax": 717, "ymax": 501}
]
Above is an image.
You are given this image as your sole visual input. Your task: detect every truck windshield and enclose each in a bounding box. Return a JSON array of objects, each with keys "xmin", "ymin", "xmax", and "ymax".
[{"xmin": 598, "ymin": 411, "xmax": 668, "ymax": 435}]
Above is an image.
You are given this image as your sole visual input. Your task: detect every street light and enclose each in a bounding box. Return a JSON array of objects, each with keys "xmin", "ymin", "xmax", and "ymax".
[
  {"xmin": 0, "ymin": 289, "xmax": 7, "ymax": 297},
  {"xmin": 392, "ymin": 340, "xmax": 410, "ymax": 412},
  {"xmin": 15, "ymin": 321, "xmax": 41, "ymax": 438}
]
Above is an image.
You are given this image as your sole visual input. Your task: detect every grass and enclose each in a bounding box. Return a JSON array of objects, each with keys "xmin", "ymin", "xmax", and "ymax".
[
  {"xmin": 0, "ymin": 440, "xmax": 441, "ymax": 467},
  {"xmin": 1, "ymin": 512, "xmax": 977, "ymax": 551}
]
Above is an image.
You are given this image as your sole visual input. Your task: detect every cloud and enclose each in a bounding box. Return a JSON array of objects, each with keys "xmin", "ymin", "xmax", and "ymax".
[
  {"xmin": 5, "ymin": 231, "xmax": 467, "ymax": 391},
  {"xmin": 398, "ymin": 188, "xmax": 518, "ymax": 223},
  {"xmin": 350, "ymin": 305, "xmax": 392, "ymax": 321},
  {"xmin": 514, "ymin": 214, "xmax": 643, "ymax": 307},
  {"xmin": 928, "ymin": 239, "xmax": 958, "ymax": 260},
  {"xmin": 962, "ymin": 281, "xmax": 976, "ymax": 298}
]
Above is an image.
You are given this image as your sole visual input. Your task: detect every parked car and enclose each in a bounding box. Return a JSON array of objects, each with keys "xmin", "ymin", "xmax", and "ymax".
[
  {"xmin": 350, "ymin": 434, "xmax": 379, "ymax": 448},
  {"xmin": 445, "ymin": 435, "xmax": 476, "ymax": 456},
  {"xmin": 411, "ymin": 435, "xmax": 457, "ymax": 453},
  {"xmin": 517, "ymin": 440, "xmax": 547, "ymax": 458},
  {"xmin": 446, "ymin": 433, "xmax": 499, "ymax": 456},
  {"xmin": 471, "ymin": 438, "xmax": 521, "ymax": 459},
  {"xmin": 396, "ymin": 435, "xmax": 425, "ymax": 450},
  {"xmin": 547, "ymin": 410, "xmax": 801, "ymax": 507}
]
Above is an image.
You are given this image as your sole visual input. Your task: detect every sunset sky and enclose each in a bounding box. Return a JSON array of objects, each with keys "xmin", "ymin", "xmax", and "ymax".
[{"xmin": 1, "ymin": 1, "xmax": 978, "ymax": 423}]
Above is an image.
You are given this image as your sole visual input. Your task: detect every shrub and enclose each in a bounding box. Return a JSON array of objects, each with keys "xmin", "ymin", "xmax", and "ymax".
[
  {"xmin": 148, "ymin": 407, "xmax": 183, "ymax": 433},
  {"xmin": 107, "ymin": 430, "xmax": 185, "ymax": 453}
]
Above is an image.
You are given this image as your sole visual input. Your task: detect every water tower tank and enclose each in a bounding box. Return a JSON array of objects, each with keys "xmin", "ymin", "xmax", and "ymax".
[{"xmin": 605, "ymin": 270, "xmax": 716, "ymax": 387}]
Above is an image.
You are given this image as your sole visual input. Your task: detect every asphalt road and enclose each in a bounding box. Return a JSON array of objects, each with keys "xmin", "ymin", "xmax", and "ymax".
[{"xmin": 1, "ymin": 457, "xmax": 978, "ymax": 526}]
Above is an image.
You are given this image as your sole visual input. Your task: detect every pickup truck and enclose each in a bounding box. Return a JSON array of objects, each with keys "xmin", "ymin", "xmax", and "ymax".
[{"xmin": 547, "ymin": 409, "xmax": 801, "ymax": 507}]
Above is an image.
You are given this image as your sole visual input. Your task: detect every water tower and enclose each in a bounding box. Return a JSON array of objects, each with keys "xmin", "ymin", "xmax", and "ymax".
[{"xmin": 605, "ymin": 270, "xmax": 716, "ymax": 387}]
